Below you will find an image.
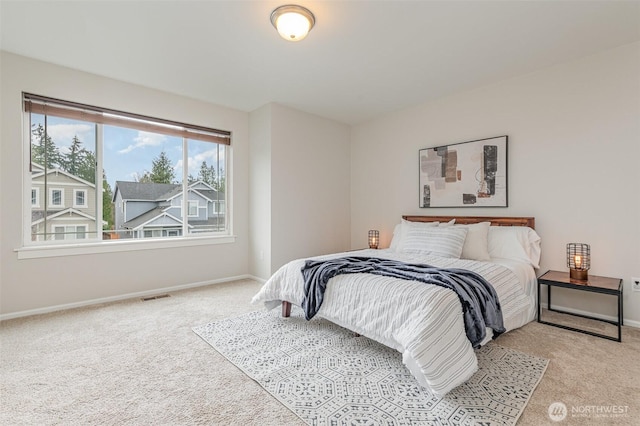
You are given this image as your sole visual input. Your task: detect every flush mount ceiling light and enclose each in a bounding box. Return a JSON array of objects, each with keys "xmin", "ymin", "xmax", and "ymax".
[{"xmin": 270, "ymin": 4, "xmax": 315, "ymax": 42}]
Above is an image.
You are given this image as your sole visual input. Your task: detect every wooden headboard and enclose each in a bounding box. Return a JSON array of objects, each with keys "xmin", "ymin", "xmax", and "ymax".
[{"xmin": 402, "ymin": 215, "xmax": 535, "ymax": 229}]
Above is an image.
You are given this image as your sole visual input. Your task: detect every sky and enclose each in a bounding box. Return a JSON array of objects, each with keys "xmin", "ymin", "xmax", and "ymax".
[{"xmin": 32, "ymin": 114, "xmax": 226, "ymax": 189}]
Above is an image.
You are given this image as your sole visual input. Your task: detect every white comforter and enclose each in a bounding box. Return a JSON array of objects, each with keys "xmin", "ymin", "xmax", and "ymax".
[{"xmin": 251, "ymin": 249, "xmax": 537, "ymax": 396}]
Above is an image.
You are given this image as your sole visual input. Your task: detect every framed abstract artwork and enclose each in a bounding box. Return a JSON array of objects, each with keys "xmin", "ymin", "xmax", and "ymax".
[{"xmin": 419, "ymin": 135, "xmax": 508, "ymax": 208}]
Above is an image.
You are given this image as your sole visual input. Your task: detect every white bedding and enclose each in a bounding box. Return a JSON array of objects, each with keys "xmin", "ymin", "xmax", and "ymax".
[{"xmin": 251, "ymin": 248, "xmax": 537, "ymax": 396}]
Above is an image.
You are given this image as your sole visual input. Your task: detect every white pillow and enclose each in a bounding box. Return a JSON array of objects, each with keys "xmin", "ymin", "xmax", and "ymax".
[
  {"xmin": 488, "ymin": 226, "xmax": 542, "ymax": 268},
  {"xmin": 438, "ymin": 219, "xmax": 456, "ymax": 227},
  {"xmin": 389, "ymin": 220, "xmax": 439, "ymax": 252},
  {"xmin": 400, "ymin": 226, "xmax": 468, "ymax": 259},
  {"xmin": 454, "ymin": 222, "xmax": 491, "ymax": 261},
  {"xmin": 402, "ymin": 218, "xmax": 440, "ymax": 228},
  {"xmin": 389, "ymin": 224, "xmax": 403, "ymax": 251}
]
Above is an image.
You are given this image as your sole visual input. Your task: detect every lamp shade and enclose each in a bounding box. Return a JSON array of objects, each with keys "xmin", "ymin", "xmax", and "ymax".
[
  {"xmin": 368, "ymin": 230, "xmax": 379, "ymax": 249},
  {"xmin": 270, "ymin": 5, "xmax": 315, "ymax": 42},
  {"xmin": 567, "ymin": 243, "xmax": 590, "ymax": 280}
]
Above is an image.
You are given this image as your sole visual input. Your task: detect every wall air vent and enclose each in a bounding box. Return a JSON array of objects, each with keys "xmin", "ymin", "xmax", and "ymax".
[{"xmin": 141, "ymin": 294, "xmax": 171, "ymax": 302}]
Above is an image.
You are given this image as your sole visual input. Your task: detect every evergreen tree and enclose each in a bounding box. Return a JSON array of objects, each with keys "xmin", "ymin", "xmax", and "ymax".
[
  {"xmin": 102, "ymin": 172, "xmax": 114, "ymax": 230},
  {"xmin": 61, "ymin": 135, "xmax": 85, "ymax": 176},
  {"xmin": 197, "ymin": 161, "xmax": 216, "ymax": 186},
  {"xmin": 75, "ymin": 148, "xmax": 97, "ymax": 184},
  {"xmin": 135, "ymin": 171, "xmax": 153, "ymax": 183},
  {"xmin": 149, "ymin": 151, "xmax": 175, "ymax": 184},
  {"xmin": 31, "ymin": 124, "xmax": 62, "ymax": 169},
  {"xmin": 217, "ymin": 171, "xmax": 226, "ymax": 193}
]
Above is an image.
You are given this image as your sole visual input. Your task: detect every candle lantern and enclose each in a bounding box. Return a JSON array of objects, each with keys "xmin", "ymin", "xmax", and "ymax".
[
  {"xmin": 368, "ymin": 230, "xmax": 379, "ymax": 249},
  {"xmin": 567, "ymin": 243, "xmax": 590, "ymax": 281}
]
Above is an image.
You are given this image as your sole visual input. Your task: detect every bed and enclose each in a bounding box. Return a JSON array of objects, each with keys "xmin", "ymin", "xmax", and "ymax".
[{"xmin": 251, "ymin": 215, "xmax": 540, "ymax": 396}]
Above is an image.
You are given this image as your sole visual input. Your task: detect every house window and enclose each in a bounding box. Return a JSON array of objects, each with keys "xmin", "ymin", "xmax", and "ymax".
[
  {"xmin": 49, "ymin": 188, "xmax": 64, "ymax": 208},
  {"xmin": 188, "ymin": 200, "xmax": 198, "ymax": 217},
  {"xmin": 53, "ymin": 225, "xmax": 86, "ymax": 240},
  {"xmin": 143, "ymin": 229, "xmax": 162, "ymax": 238},
  {"xmin": 53, "ymin": 226, "xmax": 65, "ymax": 240},
  {"xmin": 213, "ymin": 200, "xmax": 226, "ymax": 214},
  {"xmin": 31, "ymin": 188, "xmax": 39, "ymax": 207},
  {"xmin": 73, "ymin": 189, "xmax": 87, "ymax": 208},
  {"xmin": 23, "ymin": 93, "xmax": 230, "ymax": 247},
  {"xmin": 76, "ymin": 225, "xmax": 87, "ymax": 239}
]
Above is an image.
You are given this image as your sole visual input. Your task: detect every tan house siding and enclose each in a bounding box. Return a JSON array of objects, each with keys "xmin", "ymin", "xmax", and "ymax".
[{"xmin": 30, "ymin": 168, "xmax": 99, "ymax": 241}]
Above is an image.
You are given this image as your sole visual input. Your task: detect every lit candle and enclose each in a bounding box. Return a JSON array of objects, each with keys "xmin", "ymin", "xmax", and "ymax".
[{"xmin": 574, "ymin": 255, "xmax": 582, "ymax": 269}]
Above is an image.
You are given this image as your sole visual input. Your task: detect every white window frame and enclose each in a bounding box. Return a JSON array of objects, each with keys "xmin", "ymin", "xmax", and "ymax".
[
  {"xmin": 187, "ymin": 200, "xmax": 199, "ymax": 217},
  {"xmin": 75, "ymin": 225, "xmax": 87, "ymax": 240},
  {"xmin": 48, "ymin": 188, "xmax": 64, "ymax": 208},
  {"xmin": 53, "ymin": 225, "xmax": 65, "ymax": 240},
  {"xmin": 52, "ymin": 224, "xmax": 87, "ymax": 241},
  {"xmin": 31, "ymin": 187, "xmax": 40, "ymax": 207},
  {"xmin": 19, "ymin": 93, "xmax": 235, "ymax": 259},
  {"xmin": 143, "ymin": 229, "xmax": 163, "ymax": 239},
  {"xmin": 73, "ymin": 189, "xmax": 87, "ymax": 208}
]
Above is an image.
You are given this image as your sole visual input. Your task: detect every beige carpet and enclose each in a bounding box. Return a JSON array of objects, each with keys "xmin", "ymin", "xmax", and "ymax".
[{"xmin": 1, "ymin": 279, "xmax": 639, "ymax": 425}]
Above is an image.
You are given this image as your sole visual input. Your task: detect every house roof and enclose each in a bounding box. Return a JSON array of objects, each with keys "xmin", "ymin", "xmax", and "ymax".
[
  {"xmin": 115, "ymin": 181, "xmax": 224, "ymax": 202},
  {"xmin": 31, "ymin": 208, "xmax": 98, "ymax": 225},
  {"xmin": 31, "ymin": 164, "xmax": 96, "ymax": 188},
  {"xmin": 197, "ymin": 189, "xmax": 224, "ymax": 201},
  {"xmin": 115, "ymin": 181, "xmax": 180, "ymax": 201},
  {"xmin": 31, "ymin": 210, "xmax": 50, "ymax": 224},
  {"xmin": 123, "ymin": 206, "xmax": 172, "ymax": 229},
  {"xmin": 188, "ymin": 218, "xmax": 224, "ymax": 227},
  {"xmin": 116, "ymin": 180, "xmax": 226, "ymax": 232}
]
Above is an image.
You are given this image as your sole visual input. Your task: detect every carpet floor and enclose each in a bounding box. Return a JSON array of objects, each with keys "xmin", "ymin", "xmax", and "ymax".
[{"xmin": 1, "ymin": 279, "xmax": 639, "ymax": 425}]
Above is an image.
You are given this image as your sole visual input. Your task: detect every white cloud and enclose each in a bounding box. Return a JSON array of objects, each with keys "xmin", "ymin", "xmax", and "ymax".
[
  {"xmin": 173, "ymin": 148, "xmax": 226, "ymax": 178},
  {"xmin": 187, "ymin": 148, "xmax": 226, "ymax": 177},
  {"xmin": 118, "ymin": 131, "xmax": 167, "ymax": 154},
  {"xmin": 47, "ymin": 123, "xmax": 94, "ymax": 152}
]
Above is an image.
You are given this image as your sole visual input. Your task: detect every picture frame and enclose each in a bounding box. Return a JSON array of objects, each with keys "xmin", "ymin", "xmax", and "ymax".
[{"xmin": 419, "ymin": 135, "xmax": 508, "ymax": 208}]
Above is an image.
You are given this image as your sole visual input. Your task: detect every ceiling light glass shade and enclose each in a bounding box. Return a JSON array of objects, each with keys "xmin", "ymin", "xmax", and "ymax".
[{"xmin": 270, "ymin": 5, "xmax": 315, "ymax": 42}]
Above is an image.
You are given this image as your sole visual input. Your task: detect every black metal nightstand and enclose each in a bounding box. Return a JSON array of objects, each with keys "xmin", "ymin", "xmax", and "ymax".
[{"xmin": 537, "ymin": 270, "xmax": 623, "ymax": 342}]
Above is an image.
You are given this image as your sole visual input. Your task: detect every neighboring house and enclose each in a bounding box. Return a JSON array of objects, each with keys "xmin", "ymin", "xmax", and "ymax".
[
  {"xmin": 112, "ymin": 180, "xmax": 225, "ymax": 238},
  {"xmin": 31, "ymin": 163, "xmax": 100, "ymax": 241}
]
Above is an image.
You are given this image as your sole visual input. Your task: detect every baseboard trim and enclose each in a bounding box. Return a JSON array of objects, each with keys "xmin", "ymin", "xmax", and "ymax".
[
  {"xmin": 5, "ymin": 284, "xmax": 638, "ymax": 329},
  {"xmin": 248, "ymin": 275, "xmax": 267, "ymax": 284},
  {"xmin": 0, "ymin": 274, "xmax": 257, "ymax": 321},
  {"xmin": 540, "ymin": 302, "xmax": 640, "ymax": 329}
]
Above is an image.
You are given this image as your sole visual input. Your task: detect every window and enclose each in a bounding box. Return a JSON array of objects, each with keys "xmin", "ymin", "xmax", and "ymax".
[
  {"xmin": 188, "ymin": 200, "xmax": 198, "ymax": 217},
  {"xmin": 31, "ymin": 188, "xmax": 39, "ymax": 207},
  {"xmin": 73, "ymin": 189, "xmax": 87, "ymax": 208},
  {"xmin": 76, "ymin": 225, "xmax": 87, "ymax": 239},
  {"xmin": 49, "ymin": 188, "xmax": 64, "ymax": 208},
  {"xmin": 53, "ymin": 225, "xmax": 86, "ymax": 240},
  {"xmin": 23, "ymin": 93, "xmax": 230, "ymax": 246}
]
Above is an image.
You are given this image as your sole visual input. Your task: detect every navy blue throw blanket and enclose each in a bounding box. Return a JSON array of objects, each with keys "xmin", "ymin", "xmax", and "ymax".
[{"xmin": 301, "ymin": 256, "xmax": 505, "ymax": 348}]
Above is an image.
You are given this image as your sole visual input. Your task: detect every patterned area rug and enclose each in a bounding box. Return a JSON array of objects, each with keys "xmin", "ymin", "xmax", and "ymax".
[{"xmin": 193, "ymin": 308, "xmax": 548, "ymax": 426}]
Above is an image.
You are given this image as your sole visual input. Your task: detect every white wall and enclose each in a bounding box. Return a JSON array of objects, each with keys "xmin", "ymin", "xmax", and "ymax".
[
  {"xmin": 248, "ymin": 105, "xmax": 272, "ymax": 280},
  {"xmin": 4, "ymin": 42, "xmax": 638, "ymax": 325},
  {"xmin": 351, "ymin": 42, "xmax": 640, "ymax": 324},
  {"xmin": 249, "ymin": 103, "xmax": 351, "ymax": 279},
  {"xmin": 0, "ymin": 52, "xmax": 250, "ymax": 316},
  {"xmin": 271, "ymin": 104, "xmax": 351, "ymax": 271}
]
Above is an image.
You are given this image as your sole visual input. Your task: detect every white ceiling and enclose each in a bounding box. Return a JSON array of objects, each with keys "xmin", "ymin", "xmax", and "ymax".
[{"xmin": 1, "ymin": 1, "xmax": 639, "ymax": 125}]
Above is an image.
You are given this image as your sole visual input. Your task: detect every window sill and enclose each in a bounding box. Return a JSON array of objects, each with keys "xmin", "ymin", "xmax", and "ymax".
[{"xmin": 15, "ymin": 234, "xmax": 236, "ymax": 260}]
